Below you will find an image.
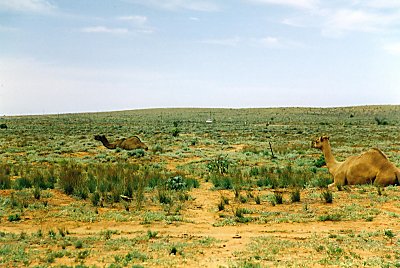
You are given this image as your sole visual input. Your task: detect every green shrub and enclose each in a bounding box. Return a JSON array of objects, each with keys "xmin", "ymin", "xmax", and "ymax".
[
  {"xmin": 314, "ymin": 155, "xmax": 326, "ymax": 168},
  {"xmin": 147, "ymin": 230, "xmax": 158, "ymax": 239},
  {"xmin": 77, "ymin": 250, "xmax": 90, "ymax": 260},
  {"xmin": 211, "ymin": 175, "xmax": 233, "ymax": 190},
  {"xmin": 273, "ymin": 192, "xmax": 283, "ymax": 204},
  {"xmin": 0, "ymin": 163, "xmax": 11, "ymax": 189},
  {"xmin": 276, "ymin": 165, "xmax": 304, "ymax": 188},
  {"xmin": 13, "ymin": 177, "xmax": 32, "ymax": 190},
  {"xmin": 237, "ymin": 261, "xmax": 261, "ymax": 268},
  {"xmin": 125, "ymin": 250, "xmax": 147, "ymax": 262},
  {"xmin": 318, "ymin": 213, "xmax": 341, "ymax": 221},
  {"xmin": 256, "ymin": 176, "xmax": 276, "ymax": 188},
  {"xmin": 375, "ymin": 117, "xmax": 388, "ymax": 125},
  {"xmin": 75, "ymin": 186, "xmax": 89, "ymax": 200},
  {"xmin": 185, "ymin": 177, "xmax": 200, "ymax": 189},
  {"xmin": 321, "ymin": 189, "xmax": 333, "ymax": 203},
  {"xmin": 90, "ymin": 191, "xmax": 100, "ymax": 207},
  {"xmin": 152, "ymin": 144, "xmax": 164, "ymax": 154},
  {"xmin": 170, "ymin": 246, "xmax": 178, "ymax": 255},
  {"xmin": 158, "ymin": 190, "xmax": 172, "ymax": 204},
  {"xmin": 8, "ymin": 213, "xmax": 21, "ymax": 222},
  {"xmin": 207, "ymin": 155, "xmax": 231, "ymax": 175},
  {"xmin": 58, "ymin": 162, "xmax": 84, "ymax": 196},
  {"xmin": 87, "ymin": 174, "xmax": 97, "ymax": 193},
  {"xmin": 75, "ymin": 240, "xmax": 83, "ymax": 249},
  {"xmin": 384, "ymin": 229, "xmax": 395, "ymax": 243},
  {"xmin": 239, "ymin": 195, "xmax": 247, "ymax": 203},
  {"xmin": 33, "ymin": 187, "xmax": 41, "ymax": 200},
  {"xmin": 58, "ymin": 227, "xmax": 67, "ymax": 237},
  {"xmin": 190, "ymin": 138, "xmax": 197, "ymax": 146},
  {"xmin": 250, "ymin": 167, "xmax": 260, "ymax": 176},
  {"xmin": 290, "ymin": 189, "xmax": 301, "ymax": 203},
  {"xmin": 166, "ymin": 176, "xmax": 186, "ymax": 191},
  {"xmin": 110, "ymin": 188, "xmax": 122, "ymax": 203},
  {"xmin": 178, "ymin": 192, "xmax": 190, "ymax": 201},
  {"xmin": 32, "ymin": 170, "xmax": 50, "ymax": 189},
  {"xmin": 48, "ymin": 229, "xmax": 57, "ymax": 239},
  {"xmin": 171, "ymin": 128, "xmax": 180, "ymax": 137},
  {"xmin": 234, "ymin": 207, "xmax": 246, "ymax": 218},
  {"xmin": 124, "ymin": 182, "xmax": 134, "ymax": 199},
  {"xmin": 128, "ymin": 149, "xmax": 145, "ymax": 158},
  {"xmin": 9, "ymin": 192, "xmax": 19, "ymax": 208},
  {"xmin": 309, "ymin": 177, "xmax": 332, "ymax": 188}
]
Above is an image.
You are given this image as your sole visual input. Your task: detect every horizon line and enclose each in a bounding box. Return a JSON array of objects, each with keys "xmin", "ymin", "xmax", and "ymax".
[{"xmin": 2, "ymin": 103, "xmax": 399, "ymax": 117}]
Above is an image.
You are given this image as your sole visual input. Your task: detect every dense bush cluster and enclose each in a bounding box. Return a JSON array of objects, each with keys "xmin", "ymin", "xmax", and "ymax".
[
  {"xmin": 0, "ymin": 161, "xmax": 200, "ymax": 210},
  {"xmin": 206, "ymin": 155, "xmax": 332, "ymax": 190}
]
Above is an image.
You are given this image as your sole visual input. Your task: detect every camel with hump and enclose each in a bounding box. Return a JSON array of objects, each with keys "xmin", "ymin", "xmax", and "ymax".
[
  {"xmin": 94, "ymin": 135, "xmax": 148, "ymax": 151},
  {"xmin": 312, "ymin": 136, "xmax": 400, "ymax": 187}
]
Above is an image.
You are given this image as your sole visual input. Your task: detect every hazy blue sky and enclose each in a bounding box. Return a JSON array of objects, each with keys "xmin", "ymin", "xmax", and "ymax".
[{"xmin": 1, "ymin": 0, "xmax": 400, "ymax": 115}]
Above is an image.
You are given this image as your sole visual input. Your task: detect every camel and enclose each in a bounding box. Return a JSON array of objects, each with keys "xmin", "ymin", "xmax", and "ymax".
[
  {"xmin": 312, "ymin": 136, "xmax": 400, "ymax": 187},
  {"xmin": 94, "ymin": 135, "xmax": 148, "ymax": 151}
]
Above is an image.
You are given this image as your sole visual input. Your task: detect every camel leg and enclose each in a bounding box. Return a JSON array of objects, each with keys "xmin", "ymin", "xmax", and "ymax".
[
  {"xmin": 330, "ymin": 173, "xmax": 346, "ymax": 189},
  {"xmin": 374, "ymin": 171, "xmax": 397, "ymax": 186},
  {"xmin": 328, "ymin": 183, "xmax": 335, "ymax": 189}
]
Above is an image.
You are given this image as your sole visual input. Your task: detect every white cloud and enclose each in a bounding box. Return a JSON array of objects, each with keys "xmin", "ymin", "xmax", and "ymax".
[
  {"xmin": 128, "ymin": 0, "xmax": 219, "ymax": 12},
  {"xmin": 259, "ymin": 36, "xmax": 305, "ymax": 49},
  {"xmin": 323, "ymin": 9, "xmax": 380, "ymax": 35},
  {"xmin": 201, "ymin": 36, "xmax": 304, "ymax": 49},
  {"xmin": 118, "ymin": 15, "xmax": 148, "ymax": 25},
  {"xmin": 80, "ymin": 26, "xmax": 129, "ymax": 34},
  {"xmin": 281, "ymin": 17, "xmax": 307, "ymax": 28},
  {"xmin": 383, "ymin": 42, "xmax": 400, "ymax": 55},
  {"xmin": 0, "ymin": 25, "xmax": 18, "ymax": 32},
  {"xmin": 0, "ymin": 0, "xmax": 55, "ymax": 14},
  {"xmin": 321, "ymin": 8, "xmax": 400, "ymax": 37},
  {"xmin": 274, "ymin": 1, "xmax": 400, "ymax": 38},
  {"xmin": 117, "ymin": 15, "xmax": 155, "ymax": 34},
  {"xmin": 366, "ymin": 0, "xmax": 400, "ymax": 9},
  {"xmin": 247, "ymin": 0, "xmax": 319, "ymax": 10},
  {"xmin": 260, "ymin": 36, "xmax": 280, "ymax": 47},
  {"xmin": 201, "ymin": 37, "xmax": 241, "ymax": 47}
]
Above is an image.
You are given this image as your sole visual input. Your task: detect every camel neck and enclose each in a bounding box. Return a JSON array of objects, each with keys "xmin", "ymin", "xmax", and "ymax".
[
  {"xmin": 101, "ymin": 137, "xmax": 116, "ymax": 149},
  {"xmin": 322, "ymin": 141, "xmax": 340, "ymax": 171}
]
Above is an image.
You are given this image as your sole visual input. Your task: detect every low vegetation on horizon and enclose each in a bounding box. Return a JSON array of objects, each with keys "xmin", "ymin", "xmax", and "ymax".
[{"xmin": 0, "ymin": 105, "xmax": 400, "ymax": 267}]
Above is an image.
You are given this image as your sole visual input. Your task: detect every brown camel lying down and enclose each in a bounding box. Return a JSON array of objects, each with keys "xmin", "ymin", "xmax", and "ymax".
[
  {"xmin": 94, "ymin": 135, "xmax": 148, "ymax": 151},
  {"xmin": 312, "ymin": 136, "xmax": 400, "ymax": 187}
]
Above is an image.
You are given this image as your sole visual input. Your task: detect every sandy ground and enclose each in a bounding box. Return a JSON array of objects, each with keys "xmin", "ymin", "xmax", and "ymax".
[{"xmin": 1, "ymin": 178, "xmax": 400, "ymax": 267}]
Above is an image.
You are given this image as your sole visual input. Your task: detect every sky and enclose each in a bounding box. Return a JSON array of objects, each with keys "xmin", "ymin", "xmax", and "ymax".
[{"xmin": 1, "ymin": 0, "xmax": 400, "ymax": 115}]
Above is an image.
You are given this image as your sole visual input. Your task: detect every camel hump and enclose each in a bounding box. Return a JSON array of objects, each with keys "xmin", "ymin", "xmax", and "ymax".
[
  {"xmin": 133, "ymin": 135, "xmax": 142, "ymax": 141},
  {"xmin": 370, "ymin": 148, "xmax": 388, "ymax": 159}
]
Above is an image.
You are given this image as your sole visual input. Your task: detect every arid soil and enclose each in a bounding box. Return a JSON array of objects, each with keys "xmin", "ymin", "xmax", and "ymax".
[{"xmin": 1, "ymin": 177, "xmax": 400, "ymax": 267}]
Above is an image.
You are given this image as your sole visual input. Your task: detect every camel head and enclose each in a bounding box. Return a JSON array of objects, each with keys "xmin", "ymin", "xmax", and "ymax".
[
  {"xmin": 141, "ymin": 143, "xmax": 149, "ymax": 151},
  {"xmin": 311, "ymin": 136, "xmax": 329, "ymax": 149},
  {"xmin": 94, "ymin": 135, "xmax": 106, "ymax": 142}
]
